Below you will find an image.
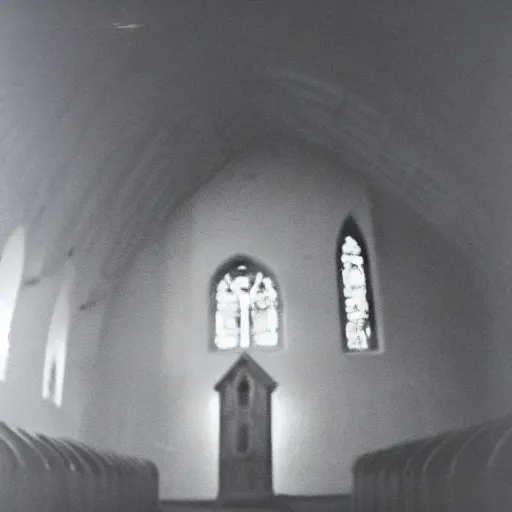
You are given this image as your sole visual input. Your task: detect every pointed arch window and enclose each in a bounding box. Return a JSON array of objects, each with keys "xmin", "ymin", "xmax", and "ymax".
[
  {"xmin": 212, "ymin": 258, "xmax": 280, "ymax": 350},
  {"xmin": 0, "ymin": 227, "xmax": 26, "ymax": 381},
  {"xmin": 338, "ymin": 218, "xmax": 377, "ymax": 352},
  {"xmin": 42, "ymin": 265, "xmax": 73, "ymax": 406}
]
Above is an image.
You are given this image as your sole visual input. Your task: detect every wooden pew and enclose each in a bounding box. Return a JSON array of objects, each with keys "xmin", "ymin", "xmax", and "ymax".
[
  {"xmin": 352, "ymin": 414, "xmax": 512, "ymax": 511},
  {"xmin": 387, "ymin": 439, "xmax": 430, "ymax": 512},
  {"xmin": 0, "ymin": 422, "xmax": 160, "ymax": 512}
]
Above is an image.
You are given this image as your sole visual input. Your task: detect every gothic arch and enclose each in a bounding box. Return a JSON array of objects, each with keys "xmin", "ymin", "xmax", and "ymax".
[
  {"xmin": 42, "ymin": 264, "xmax": 74, "ymax": 406},
  {"xmin": 0, "ymin": 226, "xmax": 26, "ymax": 380},
  {"xmin": 337, "ymin": 217, "xmax": 377, "ymax": 352},
  {"xmin": 210, "ymin": 256, "xmax": 281, "ymax": 351}
]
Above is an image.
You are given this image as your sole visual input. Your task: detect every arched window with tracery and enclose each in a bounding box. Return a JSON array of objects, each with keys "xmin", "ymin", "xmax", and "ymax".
[
  {"xmin": 338, "ymin": 217, "xmax": 377, "ymax": 352},
  {"xmin": 0, "ymin": 227, "xmax": 26, "ymax": 380},
  {"xmin": 212, "ymin": 258, "xmax": 280, "ymax": 351}
]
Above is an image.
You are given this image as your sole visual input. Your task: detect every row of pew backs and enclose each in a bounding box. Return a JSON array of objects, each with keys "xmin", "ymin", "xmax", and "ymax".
[
  {"xmin": 0, "ymin": 422, "xmax": 159, "ymax": 512},
  {"xmin": 352, "ymin": 414, "xmax": 512, "ymax": 512}
]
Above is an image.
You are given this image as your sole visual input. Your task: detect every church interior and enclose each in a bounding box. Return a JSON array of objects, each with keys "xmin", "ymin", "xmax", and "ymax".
[{"xmin": 1, "ymin": 1, "xmax": 512, "ymax": 510}]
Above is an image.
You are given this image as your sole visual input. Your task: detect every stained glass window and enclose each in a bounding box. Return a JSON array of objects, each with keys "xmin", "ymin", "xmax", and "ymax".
[
  {"xmin": 339, "ymin": 218, "xmax": 377, "ymax": 352},
  {"xmin": 213, "ymin": 259, "xmax": 280, "ymax": 350}
]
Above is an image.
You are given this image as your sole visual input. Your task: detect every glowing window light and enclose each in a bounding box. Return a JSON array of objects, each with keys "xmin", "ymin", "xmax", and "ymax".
[
  {"xmin": 213, "ymin": 260, "xmax": 280, "ymax": 350},
  {"xmin": 0, "ymin": 227, "xmax": 26, "ymax": 381},
  {"xmin": 42, "ymin": 266, "xmax": 73, "ymax": 406},
  {"xmin": 339, "ymin": 219, "xmax": 377, "ymax": 353}
]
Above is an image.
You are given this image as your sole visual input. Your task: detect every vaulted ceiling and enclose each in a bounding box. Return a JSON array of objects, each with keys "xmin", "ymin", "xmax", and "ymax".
[{"xmin": 1, "ymin": 0, "xmax": 510, "ymax": 307}]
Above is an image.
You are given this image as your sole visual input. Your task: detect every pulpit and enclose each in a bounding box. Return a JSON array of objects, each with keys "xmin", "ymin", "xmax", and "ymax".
[{"xmin": 214, "ymin": 353, "xmax": 279, "ymax": 509}]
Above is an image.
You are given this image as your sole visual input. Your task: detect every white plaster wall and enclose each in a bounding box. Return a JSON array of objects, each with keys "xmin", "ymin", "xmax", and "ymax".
[
  {"xmin": 86, "ymin": 137, "xmax": 489, "ymax": 498},
  {"xmin": 471, "ymin": 184, "xmax": 512, "ymax": 417}
]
